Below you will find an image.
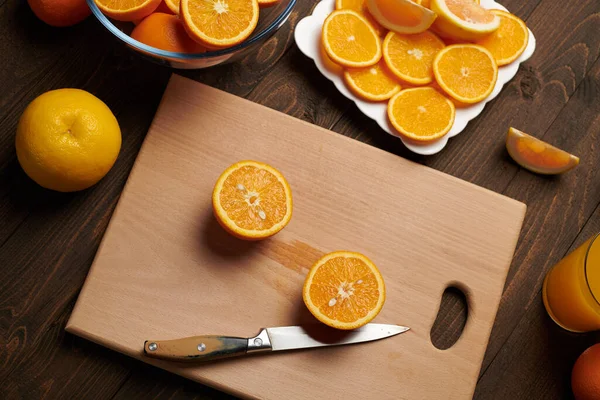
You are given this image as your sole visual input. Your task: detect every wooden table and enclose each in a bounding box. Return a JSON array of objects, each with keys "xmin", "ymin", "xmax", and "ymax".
[{"xmin": 1, "ymin": 1, "xmax": 599, "ymax": 399}]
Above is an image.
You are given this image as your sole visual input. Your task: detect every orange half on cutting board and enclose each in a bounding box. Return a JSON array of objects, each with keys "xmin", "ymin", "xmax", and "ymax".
[
  {"xmin": 212, "ymin": 160, "xmax": 293, "ymax": 240},
  {"xmin": 303, "ymin": 251, "xmax": 386, "ymax": 330}
]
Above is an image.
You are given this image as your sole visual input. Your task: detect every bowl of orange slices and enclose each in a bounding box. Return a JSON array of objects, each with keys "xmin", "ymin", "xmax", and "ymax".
[
  {"xmin": 295, "ymin": 0, "xmax": 536, "ymax": 155},
  {"xmin": 88, "ymin": 0, "xmax": 296, "ymax": 69}
]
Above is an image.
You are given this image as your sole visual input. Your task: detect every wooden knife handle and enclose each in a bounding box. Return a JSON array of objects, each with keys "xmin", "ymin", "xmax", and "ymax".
[{"xmin": 144, "ymin": 335, "xmax": 248, "ymax": 362}]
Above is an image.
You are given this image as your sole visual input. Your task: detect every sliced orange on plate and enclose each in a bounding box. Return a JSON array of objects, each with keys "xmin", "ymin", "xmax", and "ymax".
[
  {"xmin": 344, "ymin": 60, "xmax": 401, "ymax": 101},
  {"xmin": 430, "ymin": 0, "xmax": 500, "ymax": 41},
  {"xmin": 476, "ymin": 10, "xmax": 529, "ymax": 66},
  {"xmin": 212, "ymin": 160, "xmax": 293, "ymax": 240},
  {"xmin": 388, "ymin": 87, "xmax": 455, "ymax": 142},
  {"xmin": 506, "ymin": 128, "xmax": 579, "ymax": 175},
  {"xmin": 383, "ymin": 30, "xmax": 445, "ymax": 85},
  {"xmin": 433, "ymin": 44, "xmax": 498, "ymax": 104},
  {"xmin": 95, "ymin": 0, "xmax": 162, "ymax": 21},
  {"xmin": 181, "ymin": 0, "xmax": 259, "ymax": 49},
  {"xmin": 335, "ymin": 0, "xmax": 387, "ymax": 36},
  {"xmin": 303, "ymin": 251, "xmax": 386, "ymax": 330},
  {"xmin": 366, "ymin": 0, "xmax": 437, "ymax": 34},
  {"xmin": 322, "ymin": 10, "xmax": 382, "ymax": 68}
]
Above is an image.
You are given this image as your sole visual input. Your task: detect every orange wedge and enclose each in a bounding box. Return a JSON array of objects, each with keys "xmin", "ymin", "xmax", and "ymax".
[
  {"xmin": 383, "ymin": 30, "xmax": 445, "ymax": 85},
  {"xmin": 506, "ymin": 128, "xmax": 579, "ymax": 175},
  {"xmin": 322, "ymin": 10, "xmax": 382, "ymax": 68},
  {"xmin": 335, "ymin": 0, "xmax": 387, "ymax": 36},
  {"xmin": 433, "ymin": 44, "xmax": 498, "ymax": 104},
  {"xmin": 94, "ymin": 0, "xmax": 162, "ymax": 21},
  {"xmin": 476, "ymin": 10, "xmax": 529, "ymax": 66},
  {"xmin": 430, "ymin": 0, "xmax": 499, "ymax": 41},
  {"xmin": 212, "ymin": 161, "xmax": 293, "ymax": 240},
  {"xmin": 303, "ymin": 251, "xmax": 386, "ymax": 330},
  {"xmin": 388, "ymin": 87, "xmax": 455, "ymax": 142},
  {"xmin": 366, "ymin": 0, "xmax": 437, "ymax": 34},
  {"xmin": 344, "ymin": 61, "xmax": 401, "ymax": 101},
  {"xmin": 181, "ymin": 0, "xmax": 259, "ymax": 49}
]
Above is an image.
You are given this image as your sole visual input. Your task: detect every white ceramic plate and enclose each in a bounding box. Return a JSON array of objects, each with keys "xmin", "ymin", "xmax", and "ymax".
[{"xmin": 294, "ymin": 0, "xmax": 536, "ymax": 155}]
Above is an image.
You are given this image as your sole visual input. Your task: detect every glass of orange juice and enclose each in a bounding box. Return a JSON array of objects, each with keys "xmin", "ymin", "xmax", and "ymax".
[{"xmin": 543, "ymin": 233, "xmax": 600, "ymax": 332}]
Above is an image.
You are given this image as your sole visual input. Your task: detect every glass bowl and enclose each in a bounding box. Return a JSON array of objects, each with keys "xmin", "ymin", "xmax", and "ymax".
[{"xmin": 87, "ymin": 0, "xmax": 296, "ymax": 69}]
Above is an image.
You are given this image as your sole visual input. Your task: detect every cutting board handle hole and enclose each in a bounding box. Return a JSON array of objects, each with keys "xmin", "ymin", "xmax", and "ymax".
[{"xmin": 430, "ymin": 286, "xmax": 468, "ymax": 350}]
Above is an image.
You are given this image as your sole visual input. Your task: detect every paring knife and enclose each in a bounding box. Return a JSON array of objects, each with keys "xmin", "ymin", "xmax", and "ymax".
[{"xmin": 144, "ymin": 323, "xmax": 409, "ymax": 362}]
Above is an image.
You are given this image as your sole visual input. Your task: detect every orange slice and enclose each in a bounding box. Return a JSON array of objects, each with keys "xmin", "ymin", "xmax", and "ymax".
[
  {"xmin": 212, "ymin": 161, "xmax": 293, "ymax": 240},
  {"xmin": 433, "ymin": 44, "xmax": 498, "ymax": 104},
  {"xmin": 181, "ymin": 0, "xmax": 259, "ymax": 49},
  {"xmin": 258, "ymin": 0, "xmax": 280, "ymax": 7},
  {"xmin": 388, "ymin": 87, "xmax": 455, "ymax": 142},
  {"xmin": 94, "ymin": 0, "xmax": 162, "ymax": 21},
  {"xmin": 383, "ymin": 30, "xmax": 445, "ymax": 85},
  {"xmin": 506, "ymin": 128, "xmax": 579, "ymax": 175},
  {"xmin": 366, "ymin": 0, "xmax": 437, "ymax": 34},
  {"xmin": 322, "ymin": 10, "xmax": 382, "ymax": 68},
  {"xmin": 344, "ymin": 61, "xmax": 401, "ymax": 101},
  {"xmin": 335, "ymin": 0, "xmax": 387, "ymax": 36},
  {"xmin": 430, "ymin": 0, "xmax": 500, "ymax": 41},
  {"xmin": 303, "ymin": 251, "xmax": 386, "ymax": 330},
  {"xmin": 476, "ymin": 10, "xmax": 529, "ymax": 66}
]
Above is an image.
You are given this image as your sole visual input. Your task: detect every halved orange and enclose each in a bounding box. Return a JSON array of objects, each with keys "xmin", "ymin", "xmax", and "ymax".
[
  {"xmin": 212, "ymin": 161, "xmax": 293, "ymax": 240},
  {"xmin": 383, "ymin": 30, "xmax": 445, "ymax": 85},
  {"xmin": 388, "ymin": 87, "xmax": 455, "ymax": 142},
  {"xmin": 506, "ymin": 128, "xmax": 579, "ymax": 175},
  {"xmin": 344, "ymin": 61, "xmax": 401, "ymax": 101},
  {"xmin": 94, "ymin": 0, "xmax": 162, "ymax": 21},
  {"xmin": 366, "ymin": 0, "xmax": 437, "ymax": 34},
  {"xmin": 476, "ymin": 10, "xmax": 529, "ymax": 66},
  {"xmin": 433, "ymin": 44, "xmax": 498, "ymax": 104},
  {"xmin": 322, "ymin": 10, "xmax": 382, "ymax": 68},
  {"xmin": 335, "ymin": 0, "xmax": 387, "ymax": 36},
  {"xmin": 430, "ymin": 0, "xmax": 499, "ymax": 41},
  {"xmin": 303, "ymin": 251, "xmax": 386, "ymax": 330},
  {"xmin": 181, "ymin": 0, "xmax": 259, "ymax": 49}
]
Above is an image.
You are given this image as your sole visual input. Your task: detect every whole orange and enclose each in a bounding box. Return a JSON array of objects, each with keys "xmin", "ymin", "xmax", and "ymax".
[
  {"xmin": 130, "ymin": 13, "xmax": 205, "ymax": 53},
  {"xmin": 572, "ymin": 344, "xmax": 600, "ymax": 400},
  {"xmin": 28, "ymin": 0, "xmax": 90, "ymax": 27},
  {"xmin": 16, "ymin": 89, "xmax": 121, "ymax": 192}
]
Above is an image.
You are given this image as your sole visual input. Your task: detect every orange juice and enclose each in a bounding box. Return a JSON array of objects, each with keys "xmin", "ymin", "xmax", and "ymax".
[{"xmin": 543, "ymin": 234, "xmax": 600, "ymax": 332}]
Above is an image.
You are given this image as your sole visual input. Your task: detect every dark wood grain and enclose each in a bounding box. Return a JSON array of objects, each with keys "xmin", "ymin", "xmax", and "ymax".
[
  {"xmin": 0, "ymin": 0, "xmax": 599, "ymax": 398},
  {"xmin": 475, "ymin": 202, "xmax": 600, "ymax": 399}
]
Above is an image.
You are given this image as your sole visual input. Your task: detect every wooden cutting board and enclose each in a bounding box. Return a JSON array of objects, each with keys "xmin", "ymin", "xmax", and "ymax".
[{"xmin": 67, "ymin": 75, "xmax": 526, "ymax": 399}]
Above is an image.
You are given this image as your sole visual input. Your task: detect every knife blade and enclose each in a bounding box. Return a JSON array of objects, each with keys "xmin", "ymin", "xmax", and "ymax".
[{"xmin": 144, "ymin": 323, "xmax": 409, "ymax": 362}]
